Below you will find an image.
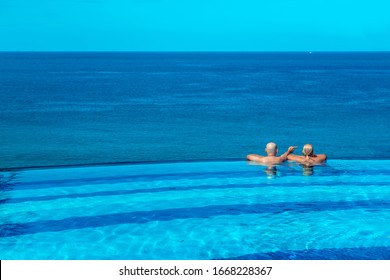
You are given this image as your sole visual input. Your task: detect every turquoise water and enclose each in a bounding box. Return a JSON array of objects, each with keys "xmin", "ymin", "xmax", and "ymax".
[{"xmin": 1, "ymin": 160, "xmax": 390, "ymax": 259}]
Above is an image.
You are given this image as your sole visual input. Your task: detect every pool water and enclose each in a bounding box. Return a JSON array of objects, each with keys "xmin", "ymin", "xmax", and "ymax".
[{"xmin": 0, "ymin": 160, "xmax": 389, "ymax": 259}]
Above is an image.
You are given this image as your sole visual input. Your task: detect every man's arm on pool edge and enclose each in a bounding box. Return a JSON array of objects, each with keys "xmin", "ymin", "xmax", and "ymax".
[
  {"xmin": 287, "ymin": 154, "xmax": 301, "ymax": 161},
  {"xmin": 247, "ymin": 154, "xmax": 265, "ymax": 162}
]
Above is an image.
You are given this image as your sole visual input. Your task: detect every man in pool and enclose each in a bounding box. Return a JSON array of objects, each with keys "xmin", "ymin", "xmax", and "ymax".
[{"xmin": 246, "ymin": 142, "xmax": 296, "ymax": 164}]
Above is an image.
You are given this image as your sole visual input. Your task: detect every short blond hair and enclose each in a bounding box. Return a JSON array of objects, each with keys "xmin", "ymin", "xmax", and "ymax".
[
  {"xmin": 265, "ymin": 142, "xmax": 277, "ymax": 156},
  {"xmin": 302, "ymin": 144, "xmax": 314, "ymax": 156}
]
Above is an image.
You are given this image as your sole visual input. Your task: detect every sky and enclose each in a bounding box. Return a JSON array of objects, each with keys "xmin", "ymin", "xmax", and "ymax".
[{"xmin": 0, "ymin": 0, "xmax": 389, "ymax": 51}]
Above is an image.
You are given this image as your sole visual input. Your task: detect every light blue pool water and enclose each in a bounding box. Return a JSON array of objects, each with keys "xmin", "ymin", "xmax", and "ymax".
[{"xmin": 1, "ymin": 160, "xmax": 389, "ymax": 260}]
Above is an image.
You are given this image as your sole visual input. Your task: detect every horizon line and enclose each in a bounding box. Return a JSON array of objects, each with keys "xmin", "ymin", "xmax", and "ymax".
[{"xmin": 1, "ymin": 50, "xmax": 390, "ymax": 53}]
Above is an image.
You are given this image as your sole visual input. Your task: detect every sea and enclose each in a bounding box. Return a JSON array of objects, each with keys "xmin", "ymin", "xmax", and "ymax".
[{"xmin": 0, "ymin": 52, "xmax": 389, "ymax": 168}]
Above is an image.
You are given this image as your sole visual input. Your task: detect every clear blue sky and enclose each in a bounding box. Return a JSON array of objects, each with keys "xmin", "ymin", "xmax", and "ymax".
[{"xmin": 0, "ymin": 0, "xmax": 389, "ymax": 51}]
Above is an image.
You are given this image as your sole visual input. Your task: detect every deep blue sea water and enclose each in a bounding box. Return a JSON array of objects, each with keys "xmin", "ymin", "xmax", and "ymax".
[{"xmin": 0, "ymin": 52, "xmax": 389, "ymax": 168}]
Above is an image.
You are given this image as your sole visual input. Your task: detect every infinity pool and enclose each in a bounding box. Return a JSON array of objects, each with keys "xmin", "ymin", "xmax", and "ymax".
[{"xmin": 0, "ymin": 160, "xmax": 389, "ymax": 259}]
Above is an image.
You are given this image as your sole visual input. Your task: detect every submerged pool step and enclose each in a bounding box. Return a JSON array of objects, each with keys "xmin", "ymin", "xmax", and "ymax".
[{"xmin": 1, "ymin": 160, "xmax": 389, "ymax": 259}]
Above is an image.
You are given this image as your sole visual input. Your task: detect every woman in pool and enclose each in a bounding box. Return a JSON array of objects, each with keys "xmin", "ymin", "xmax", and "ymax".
[{"xmin": 287, "ymin": 144, "xmax": 327, "ymax": 165}]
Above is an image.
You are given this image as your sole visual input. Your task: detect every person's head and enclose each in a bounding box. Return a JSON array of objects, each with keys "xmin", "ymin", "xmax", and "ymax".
[
  {"xmin": 302, "ymin": 144, "xmax": 314, "ymax": 157},
  {"xmin": 265, "ymin": 142, "xmax": 278, "ymax": 156}
]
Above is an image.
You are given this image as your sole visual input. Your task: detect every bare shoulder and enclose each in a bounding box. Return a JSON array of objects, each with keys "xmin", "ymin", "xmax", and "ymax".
[
  {"xmin": 315, "ymin": 154, "xmax": 327, "ymax": 162},
  {"xmin": 247, "ymin": 154, "xmax": 265, "ymax": 162}
]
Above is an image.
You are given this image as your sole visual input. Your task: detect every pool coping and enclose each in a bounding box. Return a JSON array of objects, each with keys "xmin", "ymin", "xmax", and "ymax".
[{"xmin": 2, "ymin": 157, "xmax": 390, "ymax": 172}]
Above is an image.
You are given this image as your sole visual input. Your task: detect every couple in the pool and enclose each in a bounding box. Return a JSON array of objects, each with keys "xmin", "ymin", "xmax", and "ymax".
[{"xmin": 247, "ymin": 142, "xmax": 327, "ymax": 165}]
